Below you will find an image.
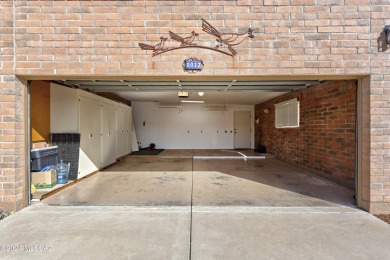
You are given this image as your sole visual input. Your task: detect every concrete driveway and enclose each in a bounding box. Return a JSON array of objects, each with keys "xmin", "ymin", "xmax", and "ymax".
[{"xmin": 1, "ymin": 151, "xmax": 389, "ymax": 259}]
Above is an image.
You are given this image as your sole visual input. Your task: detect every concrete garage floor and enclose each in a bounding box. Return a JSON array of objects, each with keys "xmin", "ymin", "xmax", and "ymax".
[{"xmin": 1, "ymin": 150, "xmax": 390, "ymax": 259}]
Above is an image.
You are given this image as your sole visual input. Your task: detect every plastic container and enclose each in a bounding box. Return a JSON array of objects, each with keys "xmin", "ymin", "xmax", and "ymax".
[
  {"xmin": 30, "ymin": 146, "xmax": 59, "ymax": 171},
  {"xmin": 31, "ymin": 146, "xmax": 58, "ymax": 159},
  {"xmin": 31, "ymin": 155, "xmax": 58, "ymax": 172},
  {"xmin": 56, "ymin": 160, "xmax": 69, "ymax": 184}
]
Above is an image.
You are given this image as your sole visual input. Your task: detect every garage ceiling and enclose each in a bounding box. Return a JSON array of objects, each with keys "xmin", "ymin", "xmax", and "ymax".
[{"xmin": 53, "ymin": 80, "xmax": 323, "ymax": 105}]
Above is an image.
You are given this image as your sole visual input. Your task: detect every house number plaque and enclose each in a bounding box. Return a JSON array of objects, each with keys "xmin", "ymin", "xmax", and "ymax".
[{"xmin": 183, "ymin": 58, "xmax": 204, "ymax": 74}]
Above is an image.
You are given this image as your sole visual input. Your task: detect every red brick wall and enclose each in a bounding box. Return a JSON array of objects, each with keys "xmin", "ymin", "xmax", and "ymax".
[
  {"xmin": 11, "ymin": 1, "xmax": 376, "ymax": 76},
  {"xmin": 255, "ymin": 80, "xmax": 357, "ymax": 185}
]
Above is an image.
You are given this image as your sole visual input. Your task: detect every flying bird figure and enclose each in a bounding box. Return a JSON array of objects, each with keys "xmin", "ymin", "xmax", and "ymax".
[
  {"xmin": 201, "ymin": 19, "xmax": 254, "ymax": 56},
  {"xmin": 169, "ymin": 31, "xmax": 199, "ymax": 46},
  {"xmin": 138, "ymin": 36, "xmax": 168, "ymax": 56}
]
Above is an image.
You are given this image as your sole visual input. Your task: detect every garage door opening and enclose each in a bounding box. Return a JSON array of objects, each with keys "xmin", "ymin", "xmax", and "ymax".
[{"xmin": 26, "ymin": 77, "xmax": 359, "ymax": 209}]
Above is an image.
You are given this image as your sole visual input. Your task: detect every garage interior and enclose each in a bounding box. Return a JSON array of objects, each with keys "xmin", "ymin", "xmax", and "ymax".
[{"xmin": 28, "ymin": 78, "xmax": 358, "ymax": 207}]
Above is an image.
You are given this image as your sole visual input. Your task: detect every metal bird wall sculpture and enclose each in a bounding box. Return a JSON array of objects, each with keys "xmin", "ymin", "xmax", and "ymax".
[
  {"xmin": 139, "ymin": 36, "xmax": 168, "ymax": 56},
  {"xmin": 169, "ymin": 31, "xmax": 198, "ymax": 46},
  {"xmin": 201, "ymin": 19, "xmax": 254, "ymax": 56},
  {"xmin": 138, "ymin": 19, "xmax": 254, "ymax": 57}
]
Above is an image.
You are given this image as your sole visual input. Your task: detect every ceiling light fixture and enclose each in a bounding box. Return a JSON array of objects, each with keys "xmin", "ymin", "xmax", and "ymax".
[
  {"xmin": 178, "ymin": 91, "xmax": 189, "ymax": 98},
  {"xmin": 198, "ymin": 91, "xmax": 204, "ymax": 96}
]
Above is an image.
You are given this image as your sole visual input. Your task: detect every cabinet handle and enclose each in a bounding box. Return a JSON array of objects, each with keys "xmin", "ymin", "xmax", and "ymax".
[{"xmin": 89, "ymin": 134, "xmax": 93, "ymax": 138}]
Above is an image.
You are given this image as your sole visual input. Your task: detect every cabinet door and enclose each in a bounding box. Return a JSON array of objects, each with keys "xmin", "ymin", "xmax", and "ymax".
[
  {"xmin": 90, "ymin": 100, "xmax": 102, "ymax": 168},
  {"xmin": 79, "ymin": 97, "xmax": 92, "ymax": 157},
  {"xmin": 123, "ymin": 110, "xmax": 129, "ymax": 154},
  {"xmin": 101, "ymin": 102, "xmax": 116, "ymax": 167},
  {"xmin": 116, "ymin": 108, "xmax": 124, "ymax": 157},
  {"xmin": 127, "ymin": 109, "xmax": 133, "ymax": 153},
  {"xmin": 79, "ymin": 96, "xmax": 100, "ymax": 176}
]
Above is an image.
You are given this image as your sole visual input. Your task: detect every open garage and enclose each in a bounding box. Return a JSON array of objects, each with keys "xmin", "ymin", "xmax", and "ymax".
[
  {"xmin": 7, "ymin": 78, "xmax": 383, "ymax": 258},
  {"xmin": 2, "ymin": 0, "xmax": 386, "ymax": 214},
  {"xmin": 27, "ymin": 77, "xmax": 358, "ymax": 205}
]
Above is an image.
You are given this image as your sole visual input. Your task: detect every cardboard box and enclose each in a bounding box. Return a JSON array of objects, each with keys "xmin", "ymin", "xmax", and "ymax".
[
  {"xmin": 32, "ymin": 169, "xmax": 57, "ymax": 189},
  {"xmin": 31, "ymin": 141, "xmax": 49, "ymax": 149}
]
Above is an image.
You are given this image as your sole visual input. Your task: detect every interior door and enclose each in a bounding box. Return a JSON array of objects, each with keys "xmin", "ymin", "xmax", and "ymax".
[{"xmin": 234, "ymin": 111, "xmax": 251, "ymax": 149}]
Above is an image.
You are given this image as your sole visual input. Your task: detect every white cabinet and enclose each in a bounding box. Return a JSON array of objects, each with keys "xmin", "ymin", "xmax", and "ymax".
[
  {"xmin": 80, "ymin": 96, "xmax": 101, "ymax": 167},
  {"xmin": 51, "ymin": 83, "xmax": 133, "ymax": 178},
  {"xmin": 78, "ymin": 96, "xmax": 101, "ymax": 174},
  {"xmin": 126, "ymin": 109, "xmax": 132, "ymax": 154},
  {"xmin": 116, "ymin": 107, "xmax": 124, "ymax": 157},
  {"xmin": 115, "ymin": 107, "xmax": 133, "ymax": 157},
  {"xmin": 101, "ymin": 102, "xmax": 117, "ymax": 167},
  {"xmin": 123, "ymin": 110, "xmax": 129, "ymax": 155}
]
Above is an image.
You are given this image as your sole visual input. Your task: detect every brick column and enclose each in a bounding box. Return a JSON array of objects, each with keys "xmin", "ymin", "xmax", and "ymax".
[
  {"xmin": 0, "ymin": 1, "xmax": 25, "ymax": 212},
  {"xmin": 367, "ymin": 1, "xmax": 390, "ymax": 213}
]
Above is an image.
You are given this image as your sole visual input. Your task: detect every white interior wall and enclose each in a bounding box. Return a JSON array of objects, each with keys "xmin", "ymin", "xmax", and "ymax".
[{"xmin": 133, "ymin": 102, "xmax": 254, "ymax": 149}]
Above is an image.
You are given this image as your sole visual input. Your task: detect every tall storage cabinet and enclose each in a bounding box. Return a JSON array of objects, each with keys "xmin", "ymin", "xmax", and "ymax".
[
  {"xmin": 51, "ymin": 83, "xmax": 133, "ymax": 178},
  {"xmin": 125, "ymin": 109, "xmax": 132, "ymax": 154},
  {"xmin": 116, "ymin": 107, "xmax": 124, "ymax": 157},
  {"xmin": 78, "ymin": 96, "xmax": 102, "ymax": 175},
  {"xmin": 101, "ymin": 102, "xmax": 117, "ymax": 167},
  {"xmin": 115, "ymin": 107, "xmax": 132, "ymax": 157}
]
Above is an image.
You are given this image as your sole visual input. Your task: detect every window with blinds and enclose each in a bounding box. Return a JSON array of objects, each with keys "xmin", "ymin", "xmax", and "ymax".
[{"xmin": 274, "ymin": 98, "xmax": 300, "ymax": 128}]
